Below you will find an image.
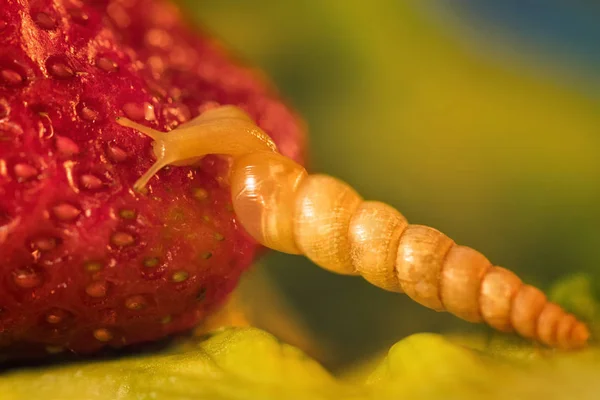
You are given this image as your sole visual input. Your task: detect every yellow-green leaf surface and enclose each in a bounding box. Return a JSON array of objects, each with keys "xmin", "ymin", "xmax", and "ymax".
[
  {"xmin": 0, "ymin": 328, "xmax": 350, "ymax": 400},
  {"xmin": 2, "ymin": 280, "xmax": 599, "ymax": 400}
]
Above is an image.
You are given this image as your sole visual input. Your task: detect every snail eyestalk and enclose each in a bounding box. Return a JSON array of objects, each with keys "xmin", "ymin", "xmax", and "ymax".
[
  {"xmin": 115, "ymin": 117, "xmax": 165, "ymax": 141},
  {"xmin": 123, "ymin": 105, "xmax": 591, "ymax": 349},
  {"xmin": 115, "ymin": 106, "xmax": 278, "ymax": 191}
]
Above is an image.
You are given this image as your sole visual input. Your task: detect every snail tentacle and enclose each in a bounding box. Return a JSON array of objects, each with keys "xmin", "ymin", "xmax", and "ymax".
[{"xmin": 116, "ymin": 106, "xmax": 277, "ymax": 190}]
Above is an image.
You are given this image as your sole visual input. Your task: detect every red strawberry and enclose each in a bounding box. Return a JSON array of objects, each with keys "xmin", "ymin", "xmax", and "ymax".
[{"xmin": 0, "ymin": 0, "xmax": 305, "ymax": 359}]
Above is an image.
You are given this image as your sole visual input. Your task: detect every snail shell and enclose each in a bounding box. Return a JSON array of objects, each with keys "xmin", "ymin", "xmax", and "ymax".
[{"xmin": 229, "ymin": 150, "xmax": 590, "ymax": 349}]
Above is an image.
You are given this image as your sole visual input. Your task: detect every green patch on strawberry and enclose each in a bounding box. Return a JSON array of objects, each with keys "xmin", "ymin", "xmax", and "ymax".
[{"xmin": 0, "ymin": 0, "xmax": 304, "ymax": 359}]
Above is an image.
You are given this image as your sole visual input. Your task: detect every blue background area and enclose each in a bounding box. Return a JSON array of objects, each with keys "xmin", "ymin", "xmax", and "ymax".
[{"xmin": 443, "ymin": 1, "xmax": 600, "ymax": 71}]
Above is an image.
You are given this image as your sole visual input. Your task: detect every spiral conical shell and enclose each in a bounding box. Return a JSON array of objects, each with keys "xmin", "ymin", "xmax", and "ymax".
[{"xmin": 230, "ymin": 153, "xmax": 590, "ymax": 349}]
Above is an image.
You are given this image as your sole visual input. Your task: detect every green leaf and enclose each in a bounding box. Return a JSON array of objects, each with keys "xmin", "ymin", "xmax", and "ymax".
[
  {"xmin": 3, "ymin": 328, "xmax": 600, "ymax": 400},
  {"xmin": 0, "ymin": 328, "xmax": 352, "ymax": 400},
  {"xmin": 367, "ymin": 333, "xmax": 600, "ymax": 400},
  {"xmin": 2, "ymin": 274, "xmax": 599, "ymax": 400}
]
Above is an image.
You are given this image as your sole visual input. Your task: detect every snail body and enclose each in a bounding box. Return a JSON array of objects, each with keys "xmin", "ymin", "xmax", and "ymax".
[{"xmin": 117, "ymin": 106, "xmax": 590, "ymax": 349}]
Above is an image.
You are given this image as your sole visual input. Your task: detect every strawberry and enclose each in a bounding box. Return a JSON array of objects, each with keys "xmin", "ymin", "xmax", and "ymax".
[{"xmin": 0, "ymin": 0, "xmax": 305, "ymax": 359}]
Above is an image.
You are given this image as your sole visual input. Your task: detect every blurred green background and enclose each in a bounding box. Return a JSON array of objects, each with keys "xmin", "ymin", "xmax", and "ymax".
[{"xmin": 181, "ymin": 1, "xmax": 600, "ymax": 370}]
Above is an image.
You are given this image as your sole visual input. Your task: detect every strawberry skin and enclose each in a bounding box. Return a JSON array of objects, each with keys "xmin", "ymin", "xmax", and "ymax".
[{"xmin": 0, "ymin": 0, "xmax": 304, "ymax": 359}]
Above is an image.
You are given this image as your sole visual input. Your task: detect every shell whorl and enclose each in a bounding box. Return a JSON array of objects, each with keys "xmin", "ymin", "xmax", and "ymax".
[{"xmin": 230, "ymin": 155, "xmax": 590, "ymax": 349}]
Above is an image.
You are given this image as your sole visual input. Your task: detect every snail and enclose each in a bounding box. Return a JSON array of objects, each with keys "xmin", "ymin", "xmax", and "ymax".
[{"xmin": 116, "ymin": 105, "xmax": 590, "ymax": 350}]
